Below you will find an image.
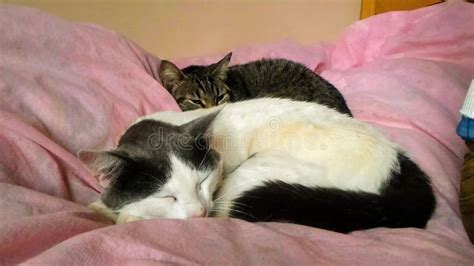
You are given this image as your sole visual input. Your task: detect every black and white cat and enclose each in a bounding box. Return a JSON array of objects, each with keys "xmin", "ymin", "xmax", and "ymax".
[{"xmin": 80, "ymin": 98, "xmax": 435, "ymax": 233}]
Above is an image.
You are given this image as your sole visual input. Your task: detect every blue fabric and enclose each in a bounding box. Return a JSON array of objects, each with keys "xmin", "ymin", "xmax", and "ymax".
[{"xmin": 457, "ymin": 116, "xmax": 474, "ymax": 141}]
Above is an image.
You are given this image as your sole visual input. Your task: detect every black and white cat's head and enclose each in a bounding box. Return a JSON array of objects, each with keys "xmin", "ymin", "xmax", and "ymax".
[
  {"xmin": 159, "ymin": 53, "xmax": 233, "ymax": 111},
  {"xmin": 79, "ymin": 117, "xmax": 223, "ymax": 220}
]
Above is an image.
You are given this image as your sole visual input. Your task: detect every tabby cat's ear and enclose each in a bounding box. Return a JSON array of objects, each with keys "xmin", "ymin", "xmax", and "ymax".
[
  {"xmin": 78, "ymin": 150, "xmax": 127, "ymax": 189},
  {"xmin": 159, "ymin": 60, "xmax": 185, "ymax": 93},
  {"xmin": 210, "ymin": 52, "xmax": 232, "ymax": 80}
]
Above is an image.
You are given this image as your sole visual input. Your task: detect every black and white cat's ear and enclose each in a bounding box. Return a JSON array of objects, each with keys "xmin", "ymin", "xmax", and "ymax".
[
  {"xmin": 209, "ymin": 52, "xmax": 232, "ymax": 80},
  {"xmin": 77, "ymin": 150, "xmax": 126, "ymax": 189},
  {"xmin": 180, "ymin": 111, "xmax": 219, "ymax": 138},
  {"xmin": 159, "ymin": 60, "xmax": 186, "ymax": 93}
]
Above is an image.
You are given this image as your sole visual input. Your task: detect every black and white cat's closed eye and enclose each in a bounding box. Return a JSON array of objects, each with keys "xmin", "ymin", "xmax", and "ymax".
[{"xmin": 161, "ymin": 196, "xmax": 177, "ymax": 201}]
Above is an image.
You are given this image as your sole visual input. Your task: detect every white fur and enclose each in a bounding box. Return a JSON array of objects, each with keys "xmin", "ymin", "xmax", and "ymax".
[
  {"xmin": 135, "ymin": 106, "xmax": 223, "ymax": 126},
  {"xmin": 122, "ymin": 98, "xmax": 400, "ymax": 219}
]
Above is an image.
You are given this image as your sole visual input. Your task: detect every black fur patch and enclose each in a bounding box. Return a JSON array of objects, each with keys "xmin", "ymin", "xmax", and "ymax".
[
  {"xmin": 102, "ymin": 155, "xmax": 171, "ymax": 210},
  {"xmin": 229, "ymin": 153, "xmax": 436, "ymax": 233}
]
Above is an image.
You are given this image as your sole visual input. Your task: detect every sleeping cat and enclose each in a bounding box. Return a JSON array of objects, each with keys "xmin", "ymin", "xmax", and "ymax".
[
  {"xmin": 80, "ymin": 98, "xmax": 435, "ymax": 233},
  {"xmin": 159, "ymin": 53, "xmax": 352, "ymax": 116}
]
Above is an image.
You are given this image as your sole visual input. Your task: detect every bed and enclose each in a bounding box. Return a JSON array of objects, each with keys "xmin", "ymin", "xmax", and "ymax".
[{"xmin": 1, "ymin": 2, "xmax": 473, "ymax": 264}]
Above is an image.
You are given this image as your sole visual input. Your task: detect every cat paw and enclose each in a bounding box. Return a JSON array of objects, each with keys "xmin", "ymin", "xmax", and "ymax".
[
  {"xmin": 116, "ymin": 213, "xmax": 144, "ymax": 224},
  {"xmin": 88, "ymin": 201, "xmax": 118, "ymax": 223}
]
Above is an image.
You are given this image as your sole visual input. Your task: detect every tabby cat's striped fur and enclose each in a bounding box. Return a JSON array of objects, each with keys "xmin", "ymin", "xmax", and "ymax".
[{"xmin": 159, "ymin": 53, "xmax": 352, "ymax": 116}]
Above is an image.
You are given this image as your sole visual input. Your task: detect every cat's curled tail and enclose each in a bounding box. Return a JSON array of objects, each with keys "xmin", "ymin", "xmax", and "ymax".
[{"xmin": 229, "ymin": 153, "xmax": 436, "ymax": 233}]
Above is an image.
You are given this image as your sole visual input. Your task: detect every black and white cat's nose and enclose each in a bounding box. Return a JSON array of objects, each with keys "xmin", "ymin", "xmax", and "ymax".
[{"xmin": 190, "ymin": 207, "xmax": 208, "ymax": 218}]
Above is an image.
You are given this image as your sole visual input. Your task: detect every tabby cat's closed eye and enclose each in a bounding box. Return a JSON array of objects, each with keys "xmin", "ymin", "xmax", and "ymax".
[
  {"xmin": 217, "ymin": 94, "xmax": 227, "ymax": 102},
  {"xmin": 190, "ymin": 99, "xmax": 204, "ymax": 106}
]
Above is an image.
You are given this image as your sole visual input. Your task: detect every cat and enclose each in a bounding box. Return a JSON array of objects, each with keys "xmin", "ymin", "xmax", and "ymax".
[
  {"xmin": 159, "ymin": 53, "xmax": 352, "ymax": 116},
  {"xmin": 80, "ymin": 98, "xmax": 435, "ymax": 233}
]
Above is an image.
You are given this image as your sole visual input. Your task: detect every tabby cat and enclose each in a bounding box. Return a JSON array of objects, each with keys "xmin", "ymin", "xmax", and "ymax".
[{"xmin": 159, "ymin": 53, "xmax": 352, "ymax": 115}]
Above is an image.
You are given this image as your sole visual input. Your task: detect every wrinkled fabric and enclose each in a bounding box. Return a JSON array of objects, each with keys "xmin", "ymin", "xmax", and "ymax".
[{"xmin": 0, "ymin": 2, "xmax": 473, "ymax": 265}]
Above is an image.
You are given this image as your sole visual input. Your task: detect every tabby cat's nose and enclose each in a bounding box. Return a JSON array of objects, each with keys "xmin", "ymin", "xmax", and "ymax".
[{"xmin": 202, "ymin": 100, "xmax": 215, "ymax": 108}]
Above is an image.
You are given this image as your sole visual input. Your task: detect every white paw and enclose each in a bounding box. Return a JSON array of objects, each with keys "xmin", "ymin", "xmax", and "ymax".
[
  {"xmin": 88, "ymin": 201, "xmax": 118, "ymax": 222},
  {"xmin": 116, "ymin": 213, "xmax": 144, "ymax": 224}
]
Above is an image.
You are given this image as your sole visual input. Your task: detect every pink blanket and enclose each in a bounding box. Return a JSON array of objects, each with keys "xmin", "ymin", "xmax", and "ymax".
[{"xmin": 1, "ymin": 2, "xmax": 474, "ymax": 264}]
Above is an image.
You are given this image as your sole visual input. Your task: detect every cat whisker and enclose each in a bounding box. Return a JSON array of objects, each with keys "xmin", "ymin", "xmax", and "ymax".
[
  {"xmin": 197, "ymin": 146, "xmax": 212, "ymax": 170},
  {"xmin": 213, "ymin": 200, "xmax": 250, "ymax": 208},
  {"xmin": 213, "ymin": 179, "xmax": 262, "ymax": 202},
  {"xmin": 132, "ymin": 181, "xmax": 162, "ymax": 187},
  {"xmin": 138, "ymin": 171, "xmax": 164, "ymax": 182},
  {"xmin": 217, "ymin": 207, "xmax": 256, "ymax": 220},
  {"xmin": 211, "ymin": 201, "xmax": 257, "ymax": 220}
]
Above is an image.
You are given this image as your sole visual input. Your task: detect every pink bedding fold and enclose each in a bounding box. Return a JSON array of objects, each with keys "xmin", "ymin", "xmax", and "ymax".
[{"xmin": 1, "ymin": 2, "xmax": 474, "ymax": 265}]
